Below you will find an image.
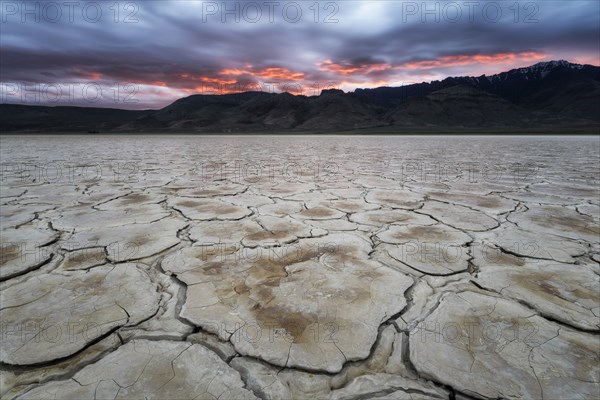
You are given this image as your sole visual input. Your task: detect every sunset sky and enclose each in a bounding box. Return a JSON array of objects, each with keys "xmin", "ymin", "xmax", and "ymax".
[{"xmin": 1, "ymin": 0, "xmax": 599, "ymax": 108}]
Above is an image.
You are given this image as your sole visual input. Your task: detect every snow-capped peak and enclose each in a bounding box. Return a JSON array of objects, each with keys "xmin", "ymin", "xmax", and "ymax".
[
  {"xmin": 504, "ymin": 60, "xmax": 584, "ymax": 79},
  {"xmin": 521, "ymin": 60, "xmax": 585, "ymax": 73},
  {"xmin": 455, "ymin": 60, "xmax": 586, "ymax": 83}
]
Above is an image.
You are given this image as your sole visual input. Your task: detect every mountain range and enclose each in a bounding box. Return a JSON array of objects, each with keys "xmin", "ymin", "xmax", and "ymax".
[{"xmin": 1, "ymin": 60, "xmax": 599, "ymax": 133}]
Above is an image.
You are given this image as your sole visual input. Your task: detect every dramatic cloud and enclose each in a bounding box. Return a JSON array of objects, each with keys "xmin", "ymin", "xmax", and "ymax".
[
  {"xmin": 397, "ymin": 52, "xmax": 548, "ymax": 70},
  {"xmin": 1, "ymin": 0, "xmax": 598, "ymax": 108}
]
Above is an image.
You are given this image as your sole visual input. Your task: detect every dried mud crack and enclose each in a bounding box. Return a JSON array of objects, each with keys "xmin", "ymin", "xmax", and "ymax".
[{"xmin": 1, "ymin": 135, "xmax": 598, "ymax": 399}]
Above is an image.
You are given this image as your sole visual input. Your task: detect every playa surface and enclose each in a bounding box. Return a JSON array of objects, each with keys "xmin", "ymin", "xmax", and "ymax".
[{"xmin": 1, "ymin": 135, "xmax": 599, "ymax": 399}]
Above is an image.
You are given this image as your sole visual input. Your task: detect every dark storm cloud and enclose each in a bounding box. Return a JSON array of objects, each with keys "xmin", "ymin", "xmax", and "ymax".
[
  {"xmin": 1, "ymin": 0, "xmax": 598, "ymax": 108},
  {"xmin": 327, "ymin": 4, "xmax": 599, "ymax": 65}
]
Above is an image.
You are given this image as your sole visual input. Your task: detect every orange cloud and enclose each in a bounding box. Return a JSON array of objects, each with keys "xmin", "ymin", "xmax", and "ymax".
[
  {"xmin": 181, "ymin": 84, "xmax": 240, "ymax": 95},
  {"xmin": 74, "ymin": 69, "xmax": 102, "ymax": 80},
  {"xmin": 199, "ymin": 76, "xmax": 238, "ymax": 85},
  {"xmin": 220, "ymin": 66, "xmax": 304, "ymax": 81},
  {"xmin": 398, "ymin": 52, "xmax": 547, "ymax": 70},
  {"xmin": 319, "ymin": 60, "xmax": 392, "ymax": 75},
  {"xmin": 220, "ymin": 68, "xmax": 252, "ymax": 75},
  {"xmin": 123, "ymin": 50, "xmax": 555, "ymax": 100},
  {"xmin": 256, "ymin": 67, "xmax": 305, "ymax": 80}
]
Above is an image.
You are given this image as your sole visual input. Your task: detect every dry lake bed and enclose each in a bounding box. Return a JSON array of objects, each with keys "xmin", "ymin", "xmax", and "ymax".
[{"xmin": 0, "ymin": 135, "xmax": 599, "ymax": 399}]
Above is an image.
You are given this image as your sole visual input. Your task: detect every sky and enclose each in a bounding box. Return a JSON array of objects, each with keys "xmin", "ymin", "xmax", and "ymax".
[{"xmin": 1, "ymin": 0, "xmax": 599, "ymax": 109}]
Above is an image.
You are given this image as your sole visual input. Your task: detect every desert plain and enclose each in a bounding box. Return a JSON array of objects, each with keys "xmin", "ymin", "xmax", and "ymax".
[{"xmin": 0, "ymin": 134, "xmax": 599, "ymax": 399}]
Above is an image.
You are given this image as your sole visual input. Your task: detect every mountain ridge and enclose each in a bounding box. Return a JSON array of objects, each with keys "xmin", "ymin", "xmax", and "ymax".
[{"xmin": 1, "ymin": 60, "xmax": 599, "ymax": 133}]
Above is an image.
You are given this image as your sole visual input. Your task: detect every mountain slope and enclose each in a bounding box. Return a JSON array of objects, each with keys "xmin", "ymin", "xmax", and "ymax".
[
  {"xmin": 0, "ymin": 105, "xmax": 148, "ymax": 132},
  {"xmin": 354, "ymin": 60, "xmax": 600, "ymax": 123},
  {"xmin": 388, "ymin": 86, "xmax": 537, "ymax": 128}
]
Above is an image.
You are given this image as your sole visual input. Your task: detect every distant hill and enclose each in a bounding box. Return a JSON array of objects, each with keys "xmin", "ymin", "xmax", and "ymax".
[
  {"xmin": 0, "ymin": 105, "xmax": 147, "ymax": 133},
  {"xmin": 1, "ymin": 60, "xmax": 599, "ymax": 133}
]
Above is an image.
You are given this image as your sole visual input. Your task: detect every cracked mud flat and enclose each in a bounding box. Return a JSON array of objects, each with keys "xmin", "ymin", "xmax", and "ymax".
[{"xmin": 0, "ymin": 135, "xmax": 598, "ymax": 400}]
